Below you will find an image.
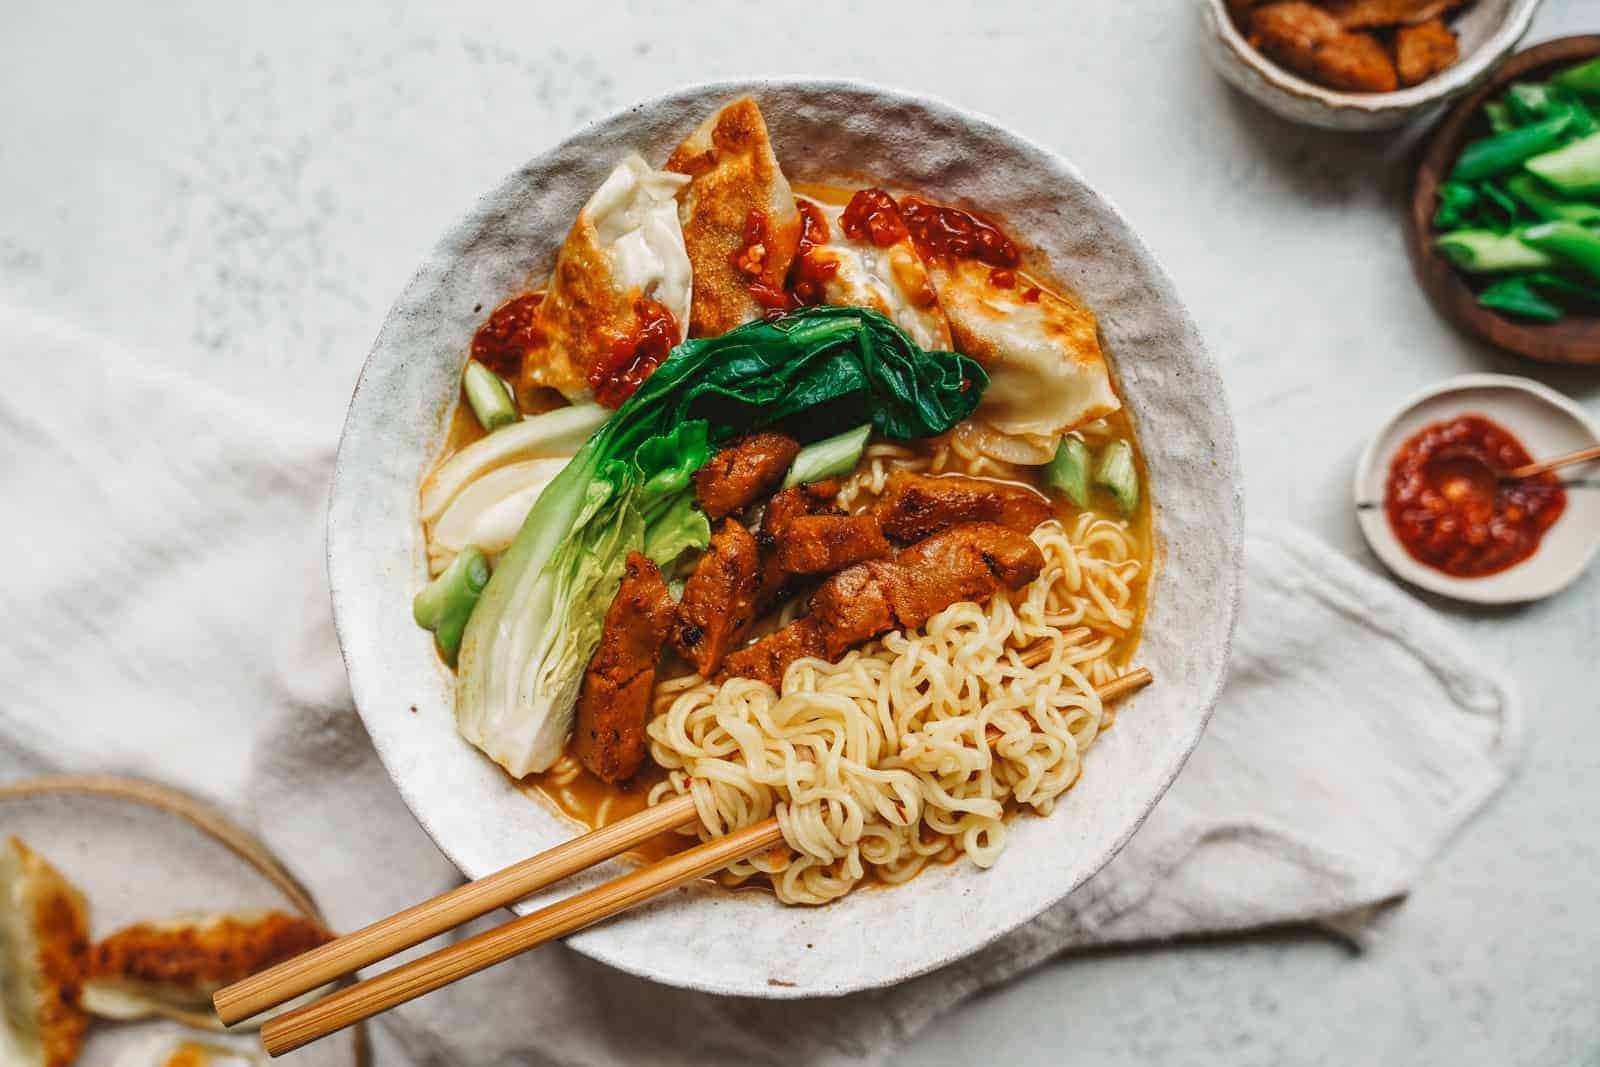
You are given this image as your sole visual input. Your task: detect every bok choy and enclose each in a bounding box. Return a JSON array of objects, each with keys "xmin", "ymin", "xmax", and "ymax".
[
  {"xmin": 414, "ymin": 548, "xmax": 490, "ymax": 667},
  {"xmin": 455, "ymin": 306, "xmax": 987, "ymax": 777}
]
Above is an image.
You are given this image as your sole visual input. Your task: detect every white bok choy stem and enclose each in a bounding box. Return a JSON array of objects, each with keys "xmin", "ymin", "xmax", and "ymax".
[
  {"xmin": 454, "ymin": 437, "xmax": 617, "ymax": 778},
  {"xmin": 420, "ymin": 402, "xmax": 609, "ymax": 524},
  {"xmin": 427, "ymin": 458, "xmax": 570, "ymax": 575}
]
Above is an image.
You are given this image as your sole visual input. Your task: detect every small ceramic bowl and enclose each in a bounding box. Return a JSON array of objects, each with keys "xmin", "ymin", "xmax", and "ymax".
[
  {"xmin": 1355, "ymin": 373, "xmax": 1600, "ymax": 603},
  {"xmin": 1198, "ymin": 0, "xmax": 1543, "ymax": 131}
]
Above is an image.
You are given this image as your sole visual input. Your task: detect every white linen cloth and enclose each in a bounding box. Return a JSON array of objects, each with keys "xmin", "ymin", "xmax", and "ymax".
[{"xmin": 0, "ymin": 304, "xmax": 1518, "ymax": 1066}]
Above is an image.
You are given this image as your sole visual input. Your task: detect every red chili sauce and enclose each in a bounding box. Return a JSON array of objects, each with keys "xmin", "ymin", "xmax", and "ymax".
[
  {"xmin": 470, "ymin": 292, "xmax": 545, "ymax": 378},
  {"xmin": 900, "ymin": 197, "xmax": 1020, "ymax": 268},
  {"xmin": 787, "ymin": 199, "xmax": 839, "ymax": 307},
  {"xmin": 588, "ymin": 297, "xmax": 679, "ymax": 408},
  {"xmin": 839, "ymin": 188, "xmax": 909, "ymax": 247},
  {"xmin": 730, "ymin": 208, "xmax": 793, "ymax": 314},
  {"xmin": 1384, "ymin": 414, "xmax": 1565, "ymax": 578}
]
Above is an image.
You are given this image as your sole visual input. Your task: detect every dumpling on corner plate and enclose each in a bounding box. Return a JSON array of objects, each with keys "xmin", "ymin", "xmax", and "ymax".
[
  {"xmin": 901, "ymin": 197, "xmax": 1122, "ymax": 465},
  {"xmin": 110, "ymin": 1033, "xmax": 258, "ymax": 1067},
  {"xmin": 791, "ymin": 191, "xmax": 952, "ymax": 352},
  {"xmin": 0, "ymin": 837, "xmax": 90, "ymax": 1067},
  {"xmin": 508, "ymin": 153, "xmax": 693, "ymax": 405},
  {"xmin": 83, "ymin": 911, "xmax": 331, "ymax": 1031},
  {"xmin": 666, "ymin": 97, "xmax": 801, "ymax": 336}
]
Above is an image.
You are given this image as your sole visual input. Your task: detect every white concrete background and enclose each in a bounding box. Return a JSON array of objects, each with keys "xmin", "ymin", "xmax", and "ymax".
[{"xmin": 2, "ymin": 1, "xmax": 1596, "ymax": 1063}]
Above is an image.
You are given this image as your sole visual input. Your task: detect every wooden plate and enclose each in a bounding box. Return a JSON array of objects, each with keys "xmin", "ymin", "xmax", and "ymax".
[{"xmin": 1408, "ymin": 35, "xmax": 1600, "ymax": 365}]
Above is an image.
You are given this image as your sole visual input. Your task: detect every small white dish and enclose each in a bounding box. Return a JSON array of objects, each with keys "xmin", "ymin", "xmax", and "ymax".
[
  {"xmin": 1355, "ymin": 373, "xmax": 1600, "ymax": 604},
  {"xmin": 1197, "ymin": 0, "xmax": 1542, "ymax": 131}
]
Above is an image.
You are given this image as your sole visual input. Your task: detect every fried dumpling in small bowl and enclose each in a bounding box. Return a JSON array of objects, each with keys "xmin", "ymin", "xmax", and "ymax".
[
  {"xmin": 924, "ymin": 255, "xmax": 1121, "ymax": 465},
  {"xmin": 513, "ymin": 153, "xmax": 692, "ymax": 403},
  {"xmin": 0, "ymin": 837, "xmax": 90, "ymax": 1067},
  {"xmin": 666, "ymin": 97, "xmax": 801, "ymax": 336},
  {"xmin": 83, "ymin": 911, "xmax": 331, "ymax": 1031},
  {"xmin": 794, "ymin": 193, "xmax": 951, "ymax": 352},
  {"xmin": 111, "ymin": 1033, "xmax": 257, "ymax": 1067}
]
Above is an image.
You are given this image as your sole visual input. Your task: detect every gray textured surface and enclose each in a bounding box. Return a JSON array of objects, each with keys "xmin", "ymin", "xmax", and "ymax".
[{"xmin": 1, "ymin": 0, "xmax": 1595, "ymax": 1063}]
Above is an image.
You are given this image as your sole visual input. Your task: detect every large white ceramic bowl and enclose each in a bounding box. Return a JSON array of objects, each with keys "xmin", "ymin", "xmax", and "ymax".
[{"xmin": 327, "ymin": 80, "xmax": 1243, "ymax": 998}]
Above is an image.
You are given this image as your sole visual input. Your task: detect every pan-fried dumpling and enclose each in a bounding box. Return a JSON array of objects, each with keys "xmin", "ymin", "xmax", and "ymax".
[
  {"xmin": 513, "ymin": 153, "xmax": 692, "ymax": 404},
  {"xmin": 794, "ymin": 193, "xmax": 952, "ymax": 352},
  {"xmin": 900, "ymin": 197, "xmax": 1120, "ymax": 465},
  {"xmin": 0, "ymin": 837, "xmax": 89, "ymax": 1067},
  {"xmin": 112, "ymin": 1033, "xmax": 257, "ymax": 1067},
  {"xmin": 83, "ymin": 911, "xmax": 330, "ymax": 1030},
  {"xmin": 666, "ymin": 97, "xmax": 801, "ymax": 336},
  {"xmin": 932, "ymin": 257, "xmax": 1121, "ymax": 463}
]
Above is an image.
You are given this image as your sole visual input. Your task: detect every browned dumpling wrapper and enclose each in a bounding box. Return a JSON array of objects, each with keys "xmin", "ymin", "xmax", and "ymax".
[
  {"xmin": 0, "ymin": 837, "xmax": 90, "ymax": 1067},
  {"xmin": 929, "ymin": 257, "xmax": 1121, "ymax": 464},
  {"xmin": 666, "ymin": 98, "xmax": 801, "ymax": 337},
  {"xmin": 513, "ymin": 154, "xmax": 693, "ymax": 403},
  {"xmin": 110, "ymin": 1033, "xmax": 257, "ymax": 1066},
  {"xmin": 83, "ymin": 910, "xmax": 330, "ymax": 1029}
]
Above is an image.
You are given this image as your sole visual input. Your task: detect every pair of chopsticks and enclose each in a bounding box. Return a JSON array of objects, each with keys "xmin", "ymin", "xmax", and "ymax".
[{"xmin": 218, "ymin": 667, "xmax": 1153, "ymax": 1056}]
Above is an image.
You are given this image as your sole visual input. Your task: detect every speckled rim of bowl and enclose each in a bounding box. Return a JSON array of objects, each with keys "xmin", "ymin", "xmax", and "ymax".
[
  {"xmin": 1201, "ymin": 0, "xmax": 1543, "ymax": 123},
  {"xmin": 1354, "ymin": 373, "xmax": 1600, "ymax": 604},
  {"xmin": 327, "ymin": 78, "xmax": 1244, "ymax": 998}
]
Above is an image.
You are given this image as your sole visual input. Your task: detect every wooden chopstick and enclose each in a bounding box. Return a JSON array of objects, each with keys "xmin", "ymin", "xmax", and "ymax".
[
  {"xmin": 1017, "ymin": 629, "xmax": 1091, "ymax": 668},
  {"xmin": 1503, "ymin": 442, "xmax": 1600, "ymax": 480},
  {"xmin": 252, "ymin": 668, "xmax": 1153, "ymax": 1056},
  {"xmin": 1093, "ymin": 666, "xmax": 1152, "ymax": 703},
  {"xmin": 214, "ymin": 791, "xmax": 699, "ymax": 1026},
  {"xmin": 260, "ymin": 816, "xmax": 784, "ymax": 1056}
]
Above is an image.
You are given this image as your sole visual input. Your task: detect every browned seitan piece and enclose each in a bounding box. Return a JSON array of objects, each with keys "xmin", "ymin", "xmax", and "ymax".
[
  {"xmin": 1395, "ymin": 18, "xmax": 1459, "ymax": 86},
  {"xmin": 693, "ymin": 432, "xmax": 801, "ymax": 521},
  {"xmin": 1321, "ymin": 0, "xmax": 1465, "ymax": 28},
  {"xmin": 772, "ymin": 513, "xmax": 892, "ymax": 574},
  {"xmin": 1248, "ymin": 3, "xmax": 1399, "ymax": 92},
  {"xmin": 718, "ymin": 522, "xmax": 1045, "ymax": 686},
  {"xmin": 874, "ymin": 471, "xmax": 1052, "ymax": 543},
  {"xmin": 671, "ymin": 519, "xmax": 763, "ymax": 677},
  {"xmin": 573, "ymin": 552, "xmax": 675, "ymax": 782}
]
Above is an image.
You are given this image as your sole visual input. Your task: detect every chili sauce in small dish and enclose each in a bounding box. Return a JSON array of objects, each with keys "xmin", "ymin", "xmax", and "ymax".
[{"xmin": 1384, "ymin": 414, "xmax": 1565, "ymax": 578}]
